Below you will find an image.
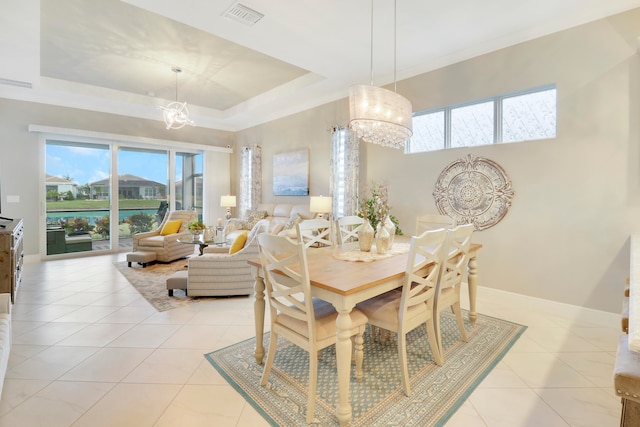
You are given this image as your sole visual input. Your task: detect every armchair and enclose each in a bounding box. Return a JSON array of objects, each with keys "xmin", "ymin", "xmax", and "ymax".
[
  {"xmin": 132, "ymin": 210, "xmax": 197, "ymax": 262},
  {"xmin": 186, "ymin": 219, "xmax": 269, "ymax": 296}
]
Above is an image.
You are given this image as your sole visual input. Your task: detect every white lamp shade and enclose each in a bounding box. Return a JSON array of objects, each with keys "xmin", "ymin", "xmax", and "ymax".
[
  {"xmin": 310, "ymin": 196, "xmax": 332, "ymax": 213},
  {"xmin": 349, "ymin": 84, "xmax": 413, "ymax": 149},
  {"xmin": 220, "ymin": 195, "xmax": 236, "ymax": 208}
]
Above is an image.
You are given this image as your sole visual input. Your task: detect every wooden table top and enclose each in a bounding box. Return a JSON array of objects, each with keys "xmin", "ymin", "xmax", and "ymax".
[{"xmin": 248, "ymin": 237, "xmax": 482, "ymax": 297}]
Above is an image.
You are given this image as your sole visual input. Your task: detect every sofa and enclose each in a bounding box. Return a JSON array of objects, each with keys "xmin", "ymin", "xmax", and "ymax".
[
  {"xmin": 132, "ymin": 210, "xmax": 198, "ymax": 262},
  {"xmin": 222, "ymin": 203, "xmax": 316, "ymax": 242},
  {"xmin": 181, "ymin": 219, "xmax": 270, "ymax": 296},
  {"xmin": 0, "ymin": 293, "xmax": 11, "ymax": 398}
]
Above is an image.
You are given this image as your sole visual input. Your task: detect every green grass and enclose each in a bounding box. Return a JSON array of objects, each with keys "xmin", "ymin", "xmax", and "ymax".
[{"xmin": 47, "ymin": 199, "xmax": 164, "ymax": 210}]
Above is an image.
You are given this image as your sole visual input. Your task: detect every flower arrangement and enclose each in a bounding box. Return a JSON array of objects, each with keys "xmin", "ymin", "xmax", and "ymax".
[
  {"xmin": 358, "ymin": 182, "xmax": 402, "ymax": 234},
  {"xmin": 187, "ymin": 219, "xmax": 206, "ymax": 233}
]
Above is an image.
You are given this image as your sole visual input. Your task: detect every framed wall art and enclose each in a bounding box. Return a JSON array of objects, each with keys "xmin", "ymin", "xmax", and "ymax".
[{"xmin": 273, "ymin": 149, "xmax": 309, "ymax": 196}]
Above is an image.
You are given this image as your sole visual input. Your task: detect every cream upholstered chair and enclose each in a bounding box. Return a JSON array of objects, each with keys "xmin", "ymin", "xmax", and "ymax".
[
  {"xmin": 356, "ymin": 229, "xmax": 448, "ymax": 397},
  {"xmin": 434, "ymin": 223, "xmax": 474, "ymax": 359},
  {"xmin": 258, "ymin": 233, "xmax": 368, "ymax": 423},
  {"xmin": 132, "ymin": 210, "xmax": 197, "ymax": 262},
  {"xmin": 334, "ymin": 215, "xmax": 365, "ymax": 246},
  {"xmin": 186, "ymin": 219, "xmax": 269, "ymax": 296},
  {"xmin": 415, "ymin": 214, "xmax": 455, "ymax": 235},
  {"xmin": 296, "ymin": 218, "xmax": 333, "ymax": 248}
]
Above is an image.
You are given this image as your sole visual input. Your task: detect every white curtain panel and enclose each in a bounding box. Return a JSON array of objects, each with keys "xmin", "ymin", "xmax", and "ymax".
[
  {"xmin": 240, "ymin": 145, "xmax": 262, "ymax": 217},
  {"xmin": 330, "ymin": 127, "xmax": 359, "ymax": 217}
]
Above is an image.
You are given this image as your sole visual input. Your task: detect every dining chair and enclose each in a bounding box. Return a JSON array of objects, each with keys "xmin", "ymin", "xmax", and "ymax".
[
  {"xmin": 334, "ymin": 215, "xmax": 365, "ymax": 245},
  {"xmin": 356, "ymin": 228, "xmax": 448, "ymax": 397},
  {"xmin": 257, "ymin": 233, "xmax": 368, "ymax": 423},
  {"xmin": 433, "ymin": 223, "xmax": 474, "ymax": 359},
  {"xmin": 296, "ymin": 218, "xmax": 334, "ymax": 248},
  {"xmin": 415, "ymin": 214, "xmax": 455, "ymax": 235}
]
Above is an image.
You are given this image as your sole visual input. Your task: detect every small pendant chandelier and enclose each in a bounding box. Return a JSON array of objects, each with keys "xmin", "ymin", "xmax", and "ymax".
[
  {"xmin": 158, "ymin": 67, "xmax": 196, "ymax": 130},
  {"xmin": 349, "ymin": 0, "xmax": 412, "ymax": 149}
]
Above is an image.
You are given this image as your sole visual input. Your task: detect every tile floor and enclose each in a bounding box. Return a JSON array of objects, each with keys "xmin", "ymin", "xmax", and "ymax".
[{"xmin": 0, "ymin": 253, "xmax": 623, "ymax": 426}]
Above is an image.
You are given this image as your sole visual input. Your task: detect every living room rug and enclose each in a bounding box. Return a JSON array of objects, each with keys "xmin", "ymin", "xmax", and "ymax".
[
  {"xmin": 114, "ymin": 259, "xmax": 199, "ymax": 312},
  {"xmin": 205, "ymin": 311, "xmax": 526, "ymax": 427}
]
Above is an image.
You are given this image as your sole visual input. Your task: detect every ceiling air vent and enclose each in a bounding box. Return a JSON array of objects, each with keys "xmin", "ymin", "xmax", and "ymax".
[
  {"xmin": 222, "ymin": 3, "xmax": 264, "ymax": 26},
  {"xmin": 0, "ymin": 77, "xmax": 32, "ymax": 89}
]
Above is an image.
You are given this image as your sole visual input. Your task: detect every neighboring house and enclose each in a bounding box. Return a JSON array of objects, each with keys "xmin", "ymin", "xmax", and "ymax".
[
  {"xmin": 45, "ymin": 174, "xmax": 78, "ymax": 200},
  {"xmin": 89, "ymin": 174, "xmax": 166, "ymax": 200}
]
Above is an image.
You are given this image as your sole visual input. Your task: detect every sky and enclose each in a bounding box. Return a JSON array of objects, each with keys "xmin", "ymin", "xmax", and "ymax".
[{"xmin": 46, "ymin": 144, "xmax": 186, "ymax": 185}]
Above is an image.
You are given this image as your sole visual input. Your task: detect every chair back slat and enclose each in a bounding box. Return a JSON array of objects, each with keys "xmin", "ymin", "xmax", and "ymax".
[
  {"xmin": 258, "ymin": 233, "xmax": 314, "ymax": 330},
  {"xmin": 335, "ymin": 216, "xmax": 365, "ymax": 246},
  {"xmin": 415, "ymin": 214, "xmax": 455, "ymax": 236},
  {"xmin": 296, "ymin": 219, "xmax": 333, "ymax": 248},
  {"xmin": 399, "ymin": 229, "xmax": 448, "ymax": 321},
  {"xmin": 438, "ymin": 224, "xmax": 474, "ymax": 292}
]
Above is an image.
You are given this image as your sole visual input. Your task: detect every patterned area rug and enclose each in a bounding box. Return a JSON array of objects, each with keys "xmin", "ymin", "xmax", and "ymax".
[
  {"xmin": 206, "ymin": 311, "xmax": 526, "ymax": 426},
  {"xmin": 114, "ymin": 259, "xmax": 199, "ymax": 312}
]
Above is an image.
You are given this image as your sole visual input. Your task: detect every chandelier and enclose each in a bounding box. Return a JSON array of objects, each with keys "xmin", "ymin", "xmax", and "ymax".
[
  {"xmin": 348, "ymin": 0, "xmax": 412, "ymax": 149},
  {"xmin": 158, "ymin": 67, "xmax": 196, "ymax": 130}
]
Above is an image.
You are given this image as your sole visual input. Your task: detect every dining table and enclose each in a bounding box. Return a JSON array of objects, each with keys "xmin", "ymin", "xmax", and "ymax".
[{"xmin": 247, "ymin": 236, "xmax": 482, "ymax": 427}]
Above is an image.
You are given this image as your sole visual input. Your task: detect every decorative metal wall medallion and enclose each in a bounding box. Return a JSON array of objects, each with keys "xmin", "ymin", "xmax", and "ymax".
[{"xmin": 433, "ymin": 154, "xmax": 514, "ymax": 231}]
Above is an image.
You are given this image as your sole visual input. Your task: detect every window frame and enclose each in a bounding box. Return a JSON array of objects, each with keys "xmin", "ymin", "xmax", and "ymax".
[{"xmin": 406, "ymin": 84, "xmax": 556, "ymax": 153}]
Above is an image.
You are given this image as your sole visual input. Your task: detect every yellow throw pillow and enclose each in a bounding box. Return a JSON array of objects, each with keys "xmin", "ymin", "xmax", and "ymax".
[
  {"xmin": 160, "ymin": 220, "xmax": 182, "ymax": 236},
  {"xmin": 229, "ymin": 231, "xmax": 248, "ymax": 254}
]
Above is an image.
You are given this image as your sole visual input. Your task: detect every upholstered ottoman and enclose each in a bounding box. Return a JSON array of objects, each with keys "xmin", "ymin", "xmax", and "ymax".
[
  {"xmin": 126, "ymin": 251, "xmax": 157, "ymax": 268},
  {"xmin": 166, "ymin": 270, "xmax": 188, "ymax": 296}
]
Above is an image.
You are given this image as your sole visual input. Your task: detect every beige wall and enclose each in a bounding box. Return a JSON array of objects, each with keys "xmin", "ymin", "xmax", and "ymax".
[{"xmin": 235, "ymin": 9, "xmax": 640, "ymax": 313}]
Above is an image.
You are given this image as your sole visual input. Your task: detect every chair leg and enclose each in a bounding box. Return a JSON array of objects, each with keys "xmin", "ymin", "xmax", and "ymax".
[
  {"xmin": 307, "ymin": 349, "xmax": 318, "ymax": 424},
  {"xmin": 260, "ymin": 332, "xmax": 278, "ymax": 386},
  {"xmin": 434, "ymin": 310, "xmax": 443, "ymax": 358},
  {"xmin": 397, "ymin": 329, "xmax": 411, "ymax": 397},
  {"xmin": 451, "ymin": 302, "xmax": 468, "ymax": 342},
  {"xmin": 426, "ymin": 318, "xmax": 443, "ymax": 366}
]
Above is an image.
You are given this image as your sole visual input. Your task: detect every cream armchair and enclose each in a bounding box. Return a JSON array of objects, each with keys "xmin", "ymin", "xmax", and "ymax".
[
  {"xmin": 186, "ymin": 219, "xmax": 270, "ymax": 296},
  {"xmin": 132, "ymin": 210, "xmax": 197, "ymax": 262}
]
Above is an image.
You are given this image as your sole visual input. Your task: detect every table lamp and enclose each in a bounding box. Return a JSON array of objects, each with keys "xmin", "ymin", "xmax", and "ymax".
[
  {"xmin": 221, "ymin": 195, "xmax": 236, "ymax": 220},
  {"xmin": 310, "ymin": 196, "xmax": 332, "ymax": 219}
]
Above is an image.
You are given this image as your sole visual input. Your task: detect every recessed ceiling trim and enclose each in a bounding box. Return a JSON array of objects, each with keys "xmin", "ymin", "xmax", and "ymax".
[
  {"xmin": 222, "ymin": 3, "xmax": 264, "ymax": 26},
  {"xmin": 0, "ymin": 77, "xmax": 32, "ymax": 89}
]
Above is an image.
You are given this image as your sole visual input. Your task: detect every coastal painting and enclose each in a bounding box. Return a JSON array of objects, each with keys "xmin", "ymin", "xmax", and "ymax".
[{"xmin": 273, "ymin": 149, "xmax": 309, "ymax": 196}]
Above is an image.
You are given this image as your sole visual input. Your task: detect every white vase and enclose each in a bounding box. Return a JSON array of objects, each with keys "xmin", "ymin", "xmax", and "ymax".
[
  {"xmin": 383, "ymin": 216, "xmax": 396, "ymax": 249},
  {"xmin": 375, "ymin": 223, "xmax": 390, "ymax": 255},
  {"xmin": 358, "ymin": 219, "xmax": 374, "ymax": 252}
]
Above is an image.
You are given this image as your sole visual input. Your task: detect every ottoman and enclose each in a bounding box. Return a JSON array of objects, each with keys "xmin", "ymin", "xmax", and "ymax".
[
  {"xmin": 166, "ymin": 270, "xmax": 188, "ymax": 296},
  {"xmin": 126, "ymin": 251, "xmax": 157, "ymax": 268}
]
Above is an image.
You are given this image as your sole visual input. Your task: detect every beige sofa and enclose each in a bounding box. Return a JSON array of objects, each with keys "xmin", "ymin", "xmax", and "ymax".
[{"xmin": 223, "ymin": 203, "xmax": 316, "ymax": 241}]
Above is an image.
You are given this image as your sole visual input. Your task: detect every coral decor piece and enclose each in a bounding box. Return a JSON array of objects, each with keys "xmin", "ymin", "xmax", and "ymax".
[{"xmin": 433, "ymin": 154, "xmax": 514, "ymax": 231}]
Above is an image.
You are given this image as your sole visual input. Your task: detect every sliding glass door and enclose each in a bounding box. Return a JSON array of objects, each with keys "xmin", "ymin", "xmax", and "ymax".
[
  {"xmin": 117, "ymin": 148, "xmax": 169, "ymax": 248},
  {"xmin": 44, "ymin": 139, "xmax": 203, "ymax": 257},
  {"xmin": 45, "ymin": 141, "xmax": 111, "ymax": 255}
]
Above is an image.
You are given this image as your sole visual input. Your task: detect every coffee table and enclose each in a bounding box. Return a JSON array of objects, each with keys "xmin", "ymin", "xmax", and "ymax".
[{"xmin": 177, "ymin": 237, "xmax": 214, "ymax": 256}]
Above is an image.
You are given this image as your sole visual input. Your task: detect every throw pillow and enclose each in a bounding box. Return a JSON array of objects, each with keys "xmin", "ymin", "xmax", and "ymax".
[
  {"xmin": 245, "ymin": 209, "xmax": 267, "ymax": 229},
  {"xmin": 229, "ymin": 231, "xmax": 248, "ymax": 254},
  {"xmin": 283, "ymin": 213, "xmax": 302, "ymax": 231},
  {"xmin": 160, "ymin": 220, "xmax": 182, "ymax": 235}
]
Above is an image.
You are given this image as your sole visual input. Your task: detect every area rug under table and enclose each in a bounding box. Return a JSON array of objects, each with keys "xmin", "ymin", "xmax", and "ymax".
[
  {"xmin": 114, "ymin": 259, "xmax": 199, "ymax": 312},
  {"xmin": 206, "ymin": 311, "xmax": 526, "ymax": 427}
]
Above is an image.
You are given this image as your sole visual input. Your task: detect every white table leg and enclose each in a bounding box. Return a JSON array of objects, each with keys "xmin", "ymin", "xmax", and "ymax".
[
  {"xmin": 468, "ymin": 253, "xmax": 478, "ymax": 324},
  {"xmin": 253, "ymin": 274, "xmax": 266, "ymax": 364},
  {"xmin": 335, "ymin": 306, "xmax": 354, "ymax": 427}
]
